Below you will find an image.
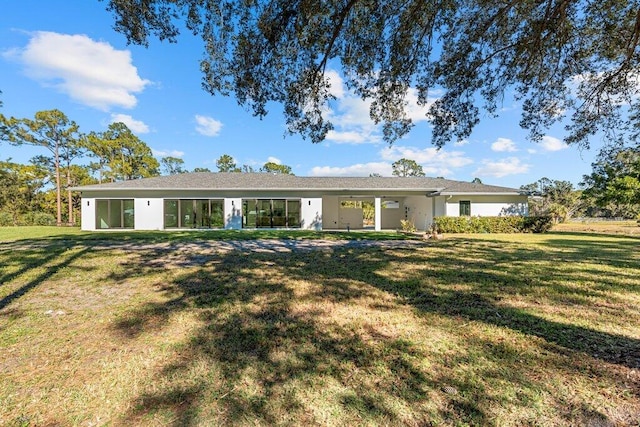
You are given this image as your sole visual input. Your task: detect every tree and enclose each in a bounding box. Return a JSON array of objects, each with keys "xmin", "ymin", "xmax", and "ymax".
[
  {"xmin": 105, "ymin": 0, "xmax": 640, "ymax": 149},
  {"xmin": 520, "ymin": 177, "xmax": 585, "ymax": 222},
  {"xmin": 1, "ymin": 110, "xmax": 82, "ymax": 225},
  {"xmin": 582, "ymin": 144, "xmax": 640, "ymax": 218},
  {"xmin": 261, "ymin": 162, "xmax": 293, "ymax": 175},
  {"xmin": 193, "ymin": 167, "xmax": 211, "ymax": 172},
  {"xmin": 161, "ymin": 156, "xmax": 186, "ymax": 175},
  {"xmin": 471, "ymin": 177, "xmax": 483, "ymax": 184},
  {"xmin": 392, "ymin": 158, "xmax": 425, "ymax": 177},
  {"xmin": 369, "ymin": 173, "xmax": 382, "ymax": 177},
  {"xmin": 0, "ymin": 160, "xmax": 48, "ymax": 224},
  {"xmin": 241, "ymin": 164, "xmax": 255, "ymax": 173},
  {"xmin": 85, "ymin": 122, "xmax": 160, "ymax": 182},
  {"xmin": 216, "ymin": 154, "xmax": 240, "ymax": 172}
]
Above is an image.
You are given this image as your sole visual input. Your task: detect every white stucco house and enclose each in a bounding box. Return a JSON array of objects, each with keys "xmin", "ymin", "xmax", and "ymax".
[{"xmin": 72, "ymin": 172, "xmax": 528, "ymax": 231}]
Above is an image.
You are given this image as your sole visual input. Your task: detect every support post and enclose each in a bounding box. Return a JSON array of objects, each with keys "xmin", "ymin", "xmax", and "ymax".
[{"xmin": 374, "ymin": 197, "xmax": 382, "ymax": 231}]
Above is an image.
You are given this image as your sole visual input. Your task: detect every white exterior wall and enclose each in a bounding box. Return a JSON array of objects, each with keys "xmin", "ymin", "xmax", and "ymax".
[
  {"xmin": 322, "ymin": 196, "xmax": 340, "ymax": 229},
  {"xmin": 380, "ymin": 199, "xmax": 403, "ymax": 229},
  {"xmin": 444, "ymin": 195, "xmax": 529, "ymax": 217},
  {"xmin": 81, "ymin": 198, "xmax": 96, "ymax": 231},
  {"xmin": 133, "ymin": 198, "xmax": 164, "ymax": 230},
  {"xmin": 301, "ymin": 198, "xmax": 322, "ymax": 230},
  {"xmin": 404, "ymin": 195, "xmax": 433, "ymax": 231}
]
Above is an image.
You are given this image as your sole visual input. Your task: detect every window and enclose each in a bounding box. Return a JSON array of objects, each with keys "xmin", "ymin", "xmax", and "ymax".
[
  {"xmin": 242, "ymin": 199, "xmax": 301, "ymax": 228},
  {"xmin": 459, "ymin": 200, "xmax": 471, "ymax": 216},
  {"xmin": 96, "ymin": 199, "xmax": 134, "ymax": 229},
  {"xmin": 164, "ymin": 199, "xmax": 225, "ymax": 228}
]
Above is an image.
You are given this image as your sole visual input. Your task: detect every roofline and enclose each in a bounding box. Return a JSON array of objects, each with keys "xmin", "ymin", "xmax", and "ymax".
[
  {"xmin": 71, "ymin": 186, "xmax": 448, "ymax": 192},
  {"xmin": 438, "ymin": 191, "xmax": 524, "ymax": 196}
]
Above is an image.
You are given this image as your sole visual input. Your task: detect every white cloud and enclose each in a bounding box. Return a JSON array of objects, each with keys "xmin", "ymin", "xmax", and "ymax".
[
  {"xmin": 110, "ymin": 113, "xmax": 149, "ymax": 134},
  {"xmin": 321, "ymin": 69, "xmax": 439, "ymax": 145},
  {"xmin": 309, "ymin": 162, "xmax": 392, "ymax": 177},
  {"xmin": 325, "ymin": 69, "xmax": 345, "ymax": 99},
  {"xmin": 266, "ymin": 156, "xmax": 281, "ymax": 164},
  {"xmin": 152, "ymin": 149, "xmax": 184, "ymax": 158},
  {"xmin": 454, "ymin": 139, "xmax": 470, "ymax": 147},
  {"xmin": 10, "ymin": 31, "xmax": 149, "ymax": 110},
  {"xmin": 325, "ymin": 130, "xmax": 369, "ymax": 144},
  {"xmin": 491, "ymin": 137, "xmax": 518, "ymax": 152},
  {"xmin": 195, "ymin": 114, "xmax": 223, "ymax": 137},
  {"xmin": 540, "ymin": 135, "xmax": 567, "ymax": 152},
  {"xmin": 473, "ymin": 157, "xmax": 530, "ymax": 178}
]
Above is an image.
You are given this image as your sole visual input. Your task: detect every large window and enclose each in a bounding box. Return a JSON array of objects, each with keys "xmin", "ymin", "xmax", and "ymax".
[
  {"xmin": 96, "ymin": 199, "xmax": 134, "ymax": 229},
  {"xmin": 459, "ymin": 200, "xmax": 471, "ymax": 216},
  {"xmin": 242, "ymin": 199, "xmax": 301, "ymax": 228},
  {"xmin": 164, "ymin": 199, "xmax": 224, "ymax": 228}
]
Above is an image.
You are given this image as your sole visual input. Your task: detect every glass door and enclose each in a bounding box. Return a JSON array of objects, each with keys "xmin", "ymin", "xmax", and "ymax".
[
  {"xmin": 257, "ymin": 200, "xmax": 272, "ymax": 227},
  {"xmin": 272, "ymin": 199, "xmax": 286, "ymax": 227}
]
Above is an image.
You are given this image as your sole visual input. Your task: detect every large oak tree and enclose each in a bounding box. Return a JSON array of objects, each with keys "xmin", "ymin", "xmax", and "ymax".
[{"xmin": 104, "ymin": 0, "xmax": 640, "ymax": 149}]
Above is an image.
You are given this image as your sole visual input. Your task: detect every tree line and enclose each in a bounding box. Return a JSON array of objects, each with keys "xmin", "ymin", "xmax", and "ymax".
[{"xmin": 0, "ymin": 109, "xmax": 294, "ymax": 226}]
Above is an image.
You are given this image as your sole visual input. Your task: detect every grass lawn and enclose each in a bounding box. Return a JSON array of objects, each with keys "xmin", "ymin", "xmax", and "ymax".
[{"xmin": 0, "ymin": 228, "xmax": 638, "ymax": 426}]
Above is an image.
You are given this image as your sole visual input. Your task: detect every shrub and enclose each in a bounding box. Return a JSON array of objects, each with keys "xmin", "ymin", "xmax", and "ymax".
[
  {"xmin": 0, "ymin": 211, "xmax": 14, "ymax": 226},
  {"xmin": 400, "ymin": 219, "xmax": 417, "ymax": 232},
  {"xmin": 522, "ymin": 216, "xmax": 554, "ymax": 233},
  {"xmin": 433, "ymin": 216, "xmax": 552, "ymax": 233},
  {"xmin": 32, "ymin": 212, "xmax": 56, "ymax": 226},
  {"xmin": 19, "ymin": 211, "xmax": 35, "ymax": 226}
]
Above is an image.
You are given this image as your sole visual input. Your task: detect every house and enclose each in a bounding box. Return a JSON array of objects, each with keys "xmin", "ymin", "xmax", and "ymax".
[{"xmin": 72, "ymin": 172, "xmax": 528, "ymax": 231}]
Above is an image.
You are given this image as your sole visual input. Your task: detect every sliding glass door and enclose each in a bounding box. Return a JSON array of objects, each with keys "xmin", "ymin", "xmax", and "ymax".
[
  {"xmin": 96, "ymin": 199, "xmax": 134, "ymax": 229},
  {"xmin": 163, "ymin": 199, "xmax": 224, "ymax": 228},
  {"xmin": 242, "ymin": 199, "xmax": 301, "ymax": 228}
]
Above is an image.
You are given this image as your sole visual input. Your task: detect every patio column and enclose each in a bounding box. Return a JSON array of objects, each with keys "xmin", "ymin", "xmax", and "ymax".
[{"xmin": 374, "ymin": 196, "xmax": 382, "ymax": 231}]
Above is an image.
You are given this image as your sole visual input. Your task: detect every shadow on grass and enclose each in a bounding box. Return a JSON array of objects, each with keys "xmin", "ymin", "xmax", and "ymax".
[
  {"xmin": 0, "ymin": 243, "xmax": 89, "ymax": 311},
  {"xmin": 107, "ymin": 234, "xmax": 638, "ymax": 425}
]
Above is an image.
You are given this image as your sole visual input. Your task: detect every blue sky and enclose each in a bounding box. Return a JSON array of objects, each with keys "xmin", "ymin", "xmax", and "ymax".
[{"xmin": 0, "ymin": 0, "xmax": 607, "ymax": 188}]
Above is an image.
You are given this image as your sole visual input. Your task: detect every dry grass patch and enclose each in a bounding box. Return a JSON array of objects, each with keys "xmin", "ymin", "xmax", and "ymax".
[{"xmin": 0, "ymin": 232, "xmax": 639, "ymax": 426}]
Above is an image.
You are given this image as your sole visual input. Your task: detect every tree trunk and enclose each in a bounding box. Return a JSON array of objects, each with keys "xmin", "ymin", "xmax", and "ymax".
[
  {"xmin": 67, "ymin": 167, "xmax": 74, "ymax": 226},
  {"xmin": 55, "ymin": 144, "xmax": 62, "ymax": 226}
]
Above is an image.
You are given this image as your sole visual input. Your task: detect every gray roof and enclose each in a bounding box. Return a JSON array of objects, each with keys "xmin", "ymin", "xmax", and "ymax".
[{"xmin": 72, "ymin": 172, "xmax": 522, "ymax": 195}]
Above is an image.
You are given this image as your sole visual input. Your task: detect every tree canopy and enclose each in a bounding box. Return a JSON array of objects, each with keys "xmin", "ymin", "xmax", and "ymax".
[
  {"xmin": 582, "ymin": 143, "xmax": 640, "ymax": 218},
  {"xmin": 105, "ymin": 0, "xmax": 640, "ymax": 148},
  {"xmin": 260, "ymin": 162, "xmax": 293, "ymax": 175},
  {"xmin": 215, "ymin": 154, "xmax": 240, "ymax": 172},
  {"xmin": 392, "ymin": 158, "xmax": 425, "ymax": 177},
  {"xmin": 85, "ymin": 122, "xmax": 160, "ymax": 182},
  {"xmin": 1, "ymin": 109, "xmax": 83, "ymax": 225}
]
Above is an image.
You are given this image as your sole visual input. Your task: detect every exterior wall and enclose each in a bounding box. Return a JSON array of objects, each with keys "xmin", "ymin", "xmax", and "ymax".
[
  {"xmin": 404, "ymin": 195, "xmax": 433, "ymax": 231},
  {"xmin": 301, "ymin": 198, "xmax": 322, "ymax": 230},
  {"xmin": 322, "ymin": 196, "xmax": 341, "ymax": 229},
  {"xmin": 81, "ymin": 198, "xmax": 96, "ymax": 231},
  {"xmin": 444, "ymin": 195, "xmax": 529, "ymax": 217},
  {"xmin": 134, "ymin": 198, "xmax": 164, "ymax": 230},
  {"xmin": 380, "ymin": 199, "xmax": 404, "ymax": 229}
]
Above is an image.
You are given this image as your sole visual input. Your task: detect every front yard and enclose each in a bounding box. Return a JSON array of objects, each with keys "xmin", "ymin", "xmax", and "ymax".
[{"xmin": 0, "ymin": 229, "xmax": 638, "ymax": 425}]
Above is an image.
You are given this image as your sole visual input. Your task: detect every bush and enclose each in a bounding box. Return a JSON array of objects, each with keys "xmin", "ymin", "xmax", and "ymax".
[
  {"xmin": 522, "ymin": 216, "xmax": 554, "ymax": 233},
  {"xmin": 0, "ymin": 211, "xmax": 14, "ymax": 226},
  {"xmin": 400, "ymin": 219, "xmax": 417, "ymax": 232},
  {"xmin": 32, "ymin": 212, "xmax": 56, "ymax": 226},
  {"xmin": 433, "ymin": 216, "xmax": 552, "ymax": 233}
]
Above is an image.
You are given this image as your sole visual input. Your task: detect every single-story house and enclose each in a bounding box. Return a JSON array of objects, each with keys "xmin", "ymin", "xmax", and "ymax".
[{"xmin": 72, "ymin": 172, "xmax": 528, "ymax": 231}]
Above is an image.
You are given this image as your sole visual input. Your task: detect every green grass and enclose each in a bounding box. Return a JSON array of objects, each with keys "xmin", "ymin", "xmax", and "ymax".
[
  {"xmin": 0, "ymin": 229, "xmax": 638, "ymax": 426},
  {"xmin": 0, "ymin": 226, "xmax": 414, "ymax": 244}
]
